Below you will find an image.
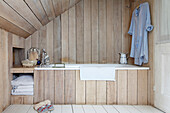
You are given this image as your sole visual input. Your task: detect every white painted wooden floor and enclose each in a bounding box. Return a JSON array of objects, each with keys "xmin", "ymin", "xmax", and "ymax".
[{"xmin": 2, "ymin": 105, "xmax": 165, "ymax": 113}]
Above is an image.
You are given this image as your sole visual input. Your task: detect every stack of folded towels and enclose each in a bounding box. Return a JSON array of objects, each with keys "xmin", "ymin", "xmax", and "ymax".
[{"xmin": 11, "ymin": 75, "xmax": 34, "ymax": 95}]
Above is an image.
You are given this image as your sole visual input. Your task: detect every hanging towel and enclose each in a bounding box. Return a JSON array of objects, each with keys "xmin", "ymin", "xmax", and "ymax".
[
  {"xmin": 128, "ymin": 2, "xmax": 153, "ymax": 65},
  {"xmin": 80, "ymin": 66, "xmax": 115, "ymax": 81}
]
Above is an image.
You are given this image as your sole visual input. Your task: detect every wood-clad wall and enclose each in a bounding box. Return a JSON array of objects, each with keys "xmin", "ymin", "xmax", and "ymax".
[
  {"xmin": 0, "ymin": 29, "xmax": 12, "ymax": 112},
  {"xmin": 24, "ymin": 0, "xmax": 154, "ymax": 105},
  {"xmin": 25, "ymin": 0, "xmax": 132, "ymax": 64},
  {"xmin": 33, "ymin": 70, "xmax": 149, "ymax": 105},
  {"xmin": 0, "ymin": 28, "xmax": 25, "ymax": 112},
  {"xmin": 129, "ymin": 0, "xmax": 154, "ymax": 105}
]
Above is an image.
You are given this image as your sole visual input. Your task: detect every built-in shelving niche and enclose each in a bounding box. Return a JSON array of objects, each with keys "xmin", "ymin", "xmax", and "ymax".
[{"xmin": 13, "ymin": 47, "xmax": 25, "ymax": 67}]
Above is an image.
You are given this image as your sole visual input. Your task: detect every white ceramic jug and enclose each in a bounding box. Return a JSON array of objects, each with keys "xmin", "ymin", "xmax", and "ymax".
[{"xmin": 119, "ymin": 53, "xmax": 128, "ymax": 64}]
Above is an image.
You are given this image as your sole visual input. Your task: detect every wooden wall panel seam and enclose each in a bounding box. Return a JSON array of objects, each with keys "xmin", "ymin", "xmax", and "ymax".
[
  {"xmin": 4, "ymin": 0, "xmax": 43, "ymax": 30},
  {"xmin": 24, "ymin": 0, "xmax": 49, "ymax": 26}
]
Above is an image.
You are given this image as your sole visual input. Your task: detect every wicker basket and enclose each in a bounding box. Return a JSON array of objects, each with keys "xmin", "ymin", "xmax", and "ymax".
[{"xmin": 22, "ymin": 59, "xmax": 37, "ymax": 67}]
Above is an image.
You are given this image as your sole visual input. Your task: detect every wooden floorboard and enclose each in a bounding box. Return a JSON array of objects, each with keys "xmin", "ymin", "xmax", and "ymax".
[
  {"xmin": 72, "ymin": 105, "xmax": 84, "ymax": 113},
  {"xmin": 61, "ymin": 105, "xmax": 73, "ymax": 113},
  {"xmin": 93, "ymin": 105, "xmax": 107, "ymax": 113},
  {"xmin": 3, "ymin": 105, "xmax": 31, "ymax": 113},
  {"xmin": 114, "ymin": 105, "xmax": 131, "ymax": 113},
  {"xmin": 52, "ymin": 105, "xmax": 62, "ymax": 113},
  {"xmin": 27, "ymin": 105, "xmax": 37, "ymax": 113},
  {"xmin": 134, "ymin": 106, "xmax": 164, "ymax": 113},
  {"xmin": 82, "ymin": 105, "xmax": 96, "ymax": 113},
  {"xmin": 103, "ymin": 105, "xmax": 119, "ymax": 113},
  {"xmin": 2, "ymin": 105, "xmax": 164, "ymax": 113}
]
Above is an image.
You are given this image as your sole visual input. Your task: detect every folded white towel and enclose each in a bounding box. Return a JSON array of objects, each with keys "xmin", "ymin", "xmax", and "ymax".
[
  {"xmin": 13, "ymin": 85, "xmax": 34, "ymax": 89},
  {"xmin": 11, "ymin": 92, "xmax": 33, "ymax": 96},
  {"xmin": 13, "ymin": 88, "xmax": 33, "ymax": 92},
  {"xmin": 80, "ymin": 66, "xmax": 115, "ymax": 81},
  {"xmin": 11, "ymin": 75, "xmax": 34, "ymax": 86}
]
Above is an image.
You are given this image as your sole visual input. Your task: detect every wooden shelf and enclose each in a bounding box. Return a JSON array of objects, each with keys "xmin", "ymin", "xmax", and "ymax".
[{"xmin": 11, "ymin": 66, "xmax": 35, "ymax": 73}]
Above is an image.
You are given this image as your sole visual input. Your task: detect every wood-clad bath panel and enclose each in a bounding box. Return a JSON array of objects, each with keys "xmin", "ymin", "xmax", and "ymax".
[
  {"xmin": 76, "ymin": 70, "xmax": 85, "ymax": 104},
  {"xmin": 117, "ymin": 70, "xmax": 128, "ymax": 104},
  {"xmin": 44, "ymin": 71, "xmax": 55, "ymax": 104},
  {"xmin": 64, "ymin": 71, "xmax": 76, "ymax": 104},
  {"xmin": 33, "ymin": 70, "xmax": 149, "ymax": 105},
  {"xmin": 55, "ymin": 70, "xmax": 65, "ymax": 104},
  {"xmin": 86, "ymin": 81, "xmax": 96, "ymax": 104},
  {"xmin": 128, "ymin": 70, "xmax": 138, "ymax": 105},
  {"xmin": 34, "ymin": 70, "xmax": 45, "ymax": 104},
  {"xmin": 138, "ymin": 70, "xmax": 148, "ymax": 105},
  {"xmin": 106, "ymin": 71, "xmax": 118, "ymax": 104},
  {"xmin": 97, "ymin": 81, "xmax": 106, "ymax": 104}
]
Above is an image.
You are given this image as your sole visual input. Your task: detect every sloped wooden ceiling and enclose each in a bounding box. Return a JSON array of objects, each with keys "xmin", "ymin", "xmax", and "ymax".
[{"xmin": 0, "ymin": 0, "xmax": 81, "ymax": 38}]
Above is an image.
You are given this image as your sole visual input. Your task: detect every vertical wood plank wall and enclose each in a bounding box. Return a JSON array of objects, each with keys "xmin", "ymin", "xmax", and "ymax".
[
  {"xmin": 0, "ymin": 28, "xmax": 26, "ymax": 112},
  {"xmin": 0, "ymin": 29, "xmax": 9, "ymax": 112},
  {"xmin": 0, "ymin": 29, "xmax": 16, "ymax": 112},
  {"xmin": 34, "ymin": 70, "xmax": 149, "ymax": 105},
  {"xmin": 25, "ymin": 0, "xmax": 131, "ymax": 64},
  {"xmin": 130, "ymin": 0, "xmax": 154, "ymax": 105},
  {"xmin": 24, "ymin": 0, "xmax": 154, "ymax": 105}
]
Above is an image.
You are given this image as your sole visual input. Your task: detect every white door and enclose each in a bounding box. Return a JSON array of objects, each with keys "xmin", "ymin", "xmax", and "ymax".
[
  {"xmin": 155, "ymin": 43, "xmax": 170, "ymax": 113},
  {"xmin": 154, "ymin": 0, "xmax": 170, "ymax": 112}
]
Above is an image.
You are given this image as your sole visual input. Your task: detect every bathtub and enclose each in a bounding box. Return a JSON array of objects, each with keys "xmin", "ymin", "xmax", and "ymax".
[
  {"xmin": 34, "ymin": 63, "xmax": 150, "ymax": 105},
  {"xmin": 35, "ymin": 64, "xmax": 149, "ymax": 70}
]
